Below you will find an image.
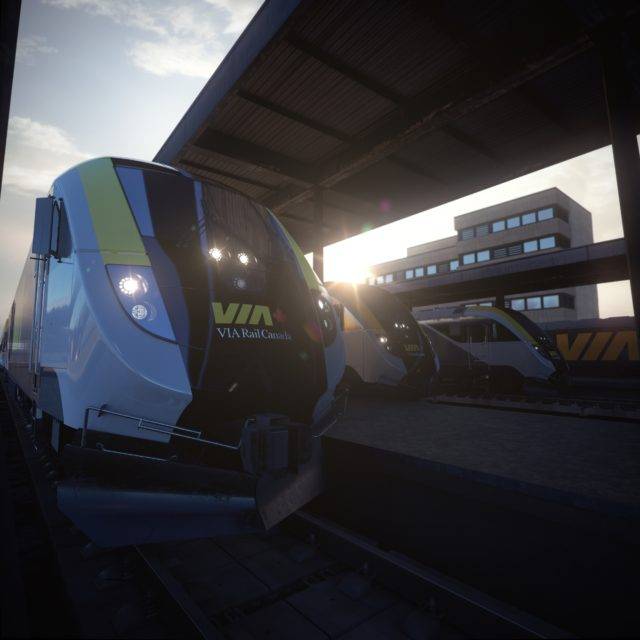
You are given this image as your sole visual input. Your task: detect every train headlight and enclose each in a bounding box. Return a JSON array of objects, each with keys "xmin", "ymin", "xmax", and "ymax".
[
  {"xmin": 118, "ymin": 275, "xmax": 147, "ymax": 296},
  {"xmin": 313, "ymin": 292, "xmax": 338, "ymax": 346},
  {"xmin": 209, "ymin": 247, "xmax": 224, "ymax": 262},
  {"xmin": 107, "ymin": 265, "xmax": 175, "ymax": 342}
]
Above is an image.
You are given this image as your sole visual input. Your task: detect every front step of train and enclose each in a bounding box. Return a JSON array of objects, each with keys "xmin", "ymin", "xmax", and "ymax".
[{"xmin": 56, "ymin": 412, "xmax": 335, "ymax": 548}]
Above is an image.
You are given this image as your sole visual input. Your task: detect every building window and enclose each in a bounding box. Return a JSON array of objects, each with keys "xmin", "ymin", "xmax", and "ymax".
[
  {"xmin": 522, "ymin": 212, "xmax": 536, "ymax": 225},
  {"xmin": 492, "ymin": 219, "xmax": 505, "ymax": 233},
  {"xmin": 385, "ymin": 273, "xmax": 393, "ymax": 283},
  {"xmin": 450, "ymin": 259, "xmax": 459, "ymax": 271},
  {"xmin": 507, "ymin": 216, "xmax": 520, "ymax": 229},
  {"xmin": 537, "ymin": 207, "xmax": 553, "ymax": 221},
  {"xmin": 405, "ymin": 269, "xmax": 414, "ymax": 279},
  {"xmin": 476, "ymin": 224, "xmax": 489, "ymax": 237},
  {"xmin": 426, "ymin": 264, "xmax": 437, "ymax": 275},
  {"xmin": 543, "ymin": 294, "xmax": 560, "ymax": 308},
  {"xmin": 462, "ymin": 253, "xmax": 476, "ymax": 265},
  {"xmin": 460, "ymin": 227, "xmax": 474, "ymax": 240},
  {"xmin": 438, "ymin": 262, "xmax": 449, "ymax": 274},
  {"xmin": 368, "ymin": 277, "xmax": 375, "ymax": 285},
  {"xmin": 479, "ymin": 301, "xmax": 492, "ymax": 307},
  {"xmin": 376, "ymin": 275, "xmax": 384, "ymax": 285},
  {"xmin": 492, "ymin": 247, "xmax": 507, "ymax": 259},
  {"xmin": 508, "ymin": 244, "xmax": 522, "ymax": 256},
  {"xmin": 511, "ymin": 298, "xmax": 525, "ymax": 311},
  {"xmin": 527, "ymin": 296, "xmax": 542, "ymax": 310},
  {"xmin": 415, "ymin": 267, "xmax": 424, "ymax": 277},
  {"xmin": 523, "ymin": 239, "xmax": 538, "ymax": 253},
  {"xmin": 477, "ymin": 250, "xmax": 490, "ymax": 262},
  {"xmin": 539, "ymin": 236, "xmax": 556, "ymax": 250}
]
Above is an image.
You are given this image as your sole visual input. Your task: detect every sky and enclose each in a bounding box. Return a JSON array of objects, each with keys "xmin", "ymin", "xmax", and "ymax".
[{"xmin": 0, "ymin": 0, "xmax": 633, "ymax": 321}]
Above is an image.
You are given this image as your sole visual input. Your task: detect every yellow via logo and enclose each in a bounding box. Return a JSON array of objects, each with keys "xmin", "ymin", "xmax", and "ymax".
[{"xmin": 212, "ymin": 302, "xmax": 273, "ymax": 327}]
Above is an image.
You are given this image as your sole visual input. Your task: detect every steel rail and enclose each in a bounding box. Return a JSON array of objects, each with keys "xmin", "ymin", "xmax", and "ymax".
[{"xmin": 294, "ymin": 510, "xmax": 574, "ymax": 639}]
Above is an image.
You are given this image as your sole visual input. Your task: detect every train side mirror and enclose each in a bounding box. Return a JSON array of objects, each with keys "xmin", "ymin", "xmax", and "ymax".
[{"xmin": 32, "ymin": 197, "xmax": 54, "ymax": 256}]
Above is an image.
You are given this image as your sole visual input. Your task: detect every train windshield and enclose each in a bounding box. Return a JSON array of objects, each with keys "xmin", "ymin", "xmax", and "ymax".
[
  {"xmin": 114, "ymin": 161, "xmax": 326, "ymax": 426},
  {"xmin": 502, "ymin": 308, "xmax": 555, "ymax": 348},
  {"xmin": 357, "ymin": 287, "xmax": 423, "ymax": 350}
]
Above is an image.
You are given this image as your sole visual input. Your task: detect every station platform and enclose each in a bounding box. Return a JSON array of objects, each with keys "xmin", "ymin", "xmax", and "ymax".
[
  {"xmin": 330, "ymin": 396, "xmax": 640, "ymax": 513},
  {"xmin": 312, "ymin": 397, "xmax": 640, "ymax": 636}
]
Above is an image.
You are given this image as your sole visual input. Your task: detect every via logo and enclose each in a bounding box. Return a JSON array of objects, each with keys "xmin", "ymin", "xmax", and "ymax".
[{"xmin": 212, "ymin": 302, "xmax": 273, "ymax": 327}]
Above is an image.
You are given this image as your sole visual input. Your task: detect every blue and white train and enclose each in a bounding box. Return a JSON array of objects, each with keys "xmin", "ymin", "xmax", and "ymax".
[{"xmin": 1, "ymin": 157, "xmax": 345, "ymax": 545}]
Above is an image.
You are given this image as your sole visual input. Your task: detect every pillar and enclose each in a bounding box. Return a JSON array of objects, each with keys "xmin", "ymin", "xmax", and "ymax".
[
  {"xmin": 312, "ymin": 188, "xmax": 324, "ymax": 281},
  {"xmin": 601, "ymin": 31, "xmax": 640, "ymax": 333}
]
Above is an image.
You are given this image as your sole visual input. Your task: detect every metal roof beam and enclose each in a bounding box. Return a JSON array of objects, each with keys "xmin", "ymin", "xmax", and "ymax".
[
  {"xmin": 421, "ymin": 1, "xmax": 574, "ymax": 133},
  {"xmin": 193, "ymin": 128, "xmax": 315, "ymax": 185},
  {"xmin": 441, "ymin": 125, "xmax": 504, "ymax": 165},
  {"xmin": 237, "ymin": 89, "xmax": 352, "ymax": 142},
  {"xmin": 267, "ymin": 35, "xmax": 594, "ymax": 212},
  {"xmin": 179, "ymin": 159, "xmax": 276, "ymax": 190},
  {"xmin": 285, "ymin": 33, "xmax": 405, "ymax": 105}
]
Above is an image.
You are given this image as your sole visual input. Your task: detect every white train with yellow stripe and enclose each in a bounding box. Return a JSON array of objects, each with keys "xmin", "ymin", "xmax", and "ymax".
[
  {"xmin": 327, "ymin": 283, "xmax": 438, "ymax": 395},
  {"xmin": 419, "ymin": 306, "xmax": 568, "ymax": 392},
  {"xmin": 1, "ymin": 157, "xmax": 345, "ymax": 546}
]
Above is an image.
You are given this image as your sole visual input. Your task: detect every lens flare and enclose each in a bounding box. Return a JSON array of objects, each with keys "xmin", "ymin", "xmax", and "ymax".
[
  {"xmin": 118, "ymin": 276, "xmax": 140, "ymax": 296},
  {"xmin": 209, "ymin": 247, "xmax": 223, "ymax": 261}
]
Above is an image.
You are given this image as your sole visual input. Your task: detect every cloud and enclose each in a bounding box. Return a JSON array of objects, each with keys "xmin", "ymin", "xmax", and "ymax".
[
  {"xmin": 44, "ymin": 0, "xmax": 262, "ymax": 78},
  {"xmin": 204, "ymin": 0, "xmax": 263, "ymax": 34},
  {"xmin": 128, "ymin": 38, "xmax": 224, "ymax": 78},
  {"xmin": 16, "ymin": 35, "xmax": 58, "ymax": 65},
  {"xmin": 3, "ymin": 117, "xmax": 91, "ymax": 196}
]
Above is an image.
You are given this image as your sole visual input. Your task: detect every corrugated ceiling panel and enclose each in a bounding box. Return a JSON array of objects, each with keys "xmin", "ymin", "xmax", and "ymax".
[
  {"xmin": 242, "ymin": 40, "xmax": 397, "ymax": 138},
  {"xmin": 213, "ymin": 94, "xmax": 341, "ymax": 162}
]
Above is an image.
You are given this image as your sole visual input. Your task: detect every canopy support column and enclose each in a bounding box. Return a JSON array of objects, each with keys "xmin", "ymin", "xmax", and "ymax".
[
  {"xmin": 601, "ymin": 32, "xmax": 640, "ymax": 334},
  {"xmin": 313, "ymin": 188, "xmax": 324, "ymax": 281}
]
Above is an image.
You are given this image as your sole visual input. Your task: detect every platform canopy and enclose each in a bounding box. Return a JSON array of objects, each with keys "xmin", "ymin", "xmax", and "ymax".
[{"xmin": 156, "ymin": 0, "xmax": 640, "ymax": 254}]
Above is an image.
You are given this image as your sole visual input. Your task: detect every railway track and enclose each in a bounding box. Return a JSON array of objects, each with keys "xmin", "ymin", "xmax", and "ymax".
[
  {"xmin": 1, "ymin": 380, "xmax": 572, "ymax": 638},
  {"xmin": 431, "ymin": 391, "xmax": 640, "ymax": 422}
]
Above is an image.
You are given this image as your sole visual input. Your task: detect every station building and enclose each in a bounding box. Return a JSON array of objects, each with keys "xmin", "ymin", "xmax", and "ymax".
[{"xmin": 367, "ymin": 188, "xmax": 599, "ymax": 322}]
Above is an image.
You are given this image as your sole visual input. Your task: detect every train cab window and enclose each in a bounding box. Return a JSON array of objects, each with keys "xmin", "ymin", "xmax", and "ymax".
[
  {"xmin": 467, "ymin": 323, "xmax": 487, "ymax": 343},
  {"xmin": 491, "ymin": 322, "xmax": 518, "ymax": 342},
  {"xmin": 448, "ymin": 323, "xmax": 465, "ymax": 342},
  {"xmin": 343, "ymin": 308, "xmax": 363, "ymax": 333},
  {"xmin": 50, "ymin": 201, "xmax": 72, "ymax": 259},
  {"xmin": 116, "ymin": 166, "xmax": 155, "ymax": 236}
]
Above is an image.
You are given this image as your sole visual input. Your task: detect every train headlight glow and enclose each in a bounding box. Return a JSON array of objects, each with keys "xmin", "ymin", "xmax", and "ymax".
[
  {"xmin": 108, "ymin": 265, "xmax": 175, "ymax": 342},
  {"xmin": 378, "ymin": 335, "xmax": 388, "ymax": 344},
  {"xmin": 237, "ymin": 252, "xmax": 249, "ymax": 266},
  {"xmin": 209, "ymin": 247, "xmax": 224, "ymax": 262},
  {"xmin": 118, "ymin": 276, "xmax": 141, "ymax": 296}
]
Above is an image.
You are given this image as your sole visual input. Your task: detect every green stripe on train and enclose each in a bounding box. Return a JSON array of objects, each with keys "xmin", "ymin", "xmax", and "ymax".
[{"xmin": 78, "ymin": 158, "xmax": 150, "ymax": 266}]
